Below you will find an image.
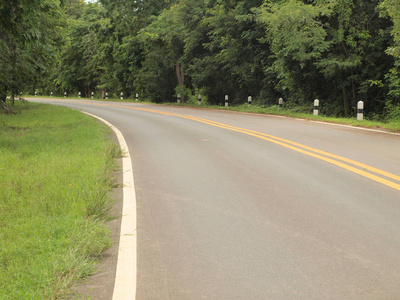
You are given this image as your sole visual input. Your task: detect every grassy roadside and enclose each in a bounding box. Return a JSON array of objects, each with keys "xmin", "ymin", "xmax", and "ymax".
[{"xmin": 0, "ymin": 102, "xmax": 120, "ymax": 299}]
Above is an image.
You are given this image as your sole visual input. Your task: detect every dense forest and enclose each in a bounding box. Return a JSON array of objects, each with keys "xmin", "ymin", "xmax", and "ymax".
[{"xmin": 1, "ymin": 0, "xmax": 400, "ymax": 118}]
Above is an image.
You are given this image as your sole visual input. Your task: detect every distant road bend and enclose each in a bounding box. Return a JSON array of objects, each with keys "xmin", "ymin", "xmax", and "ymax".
[{"xmin": 31, "ymin": 98, "xmax": 400, "ymax": 299}]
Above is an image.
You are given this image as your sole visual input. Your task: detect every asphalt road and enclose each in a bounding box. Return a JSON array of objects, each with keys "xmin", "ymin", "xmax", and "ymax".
[{"xmin": 31, "ymin": 99, "xmax": 400, "ymax": 299}]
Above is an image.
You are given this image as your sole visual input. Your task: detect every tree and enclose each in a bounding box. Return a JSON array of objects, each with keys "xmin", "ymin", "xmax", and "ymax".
[
  {"xmin": 100, "ymin": 0, "xmax": 176, "ymax": 98},
  {"xmin": 259, "ymin": 0, "xmax": 393, "ymax": 116},
  {"xmin": 0, "ymin": 0, "xmax": 63, "ymax": 104},
  {"xmin": 15, "ymin": 0, "xmax": 397, "ymax": 119},
  {"xmin": 137, "ymin": 0, "xmax": 201, "ymax": 102},
  {"xmin": 57, "ymin": 1, "xmax": 108, "ymax": 96},
  {"xmin": 194, "ymin": 0, "xmax": 272, "ymax": 104},
  {"xmin": 137, "ymin": 0, "xmax": 273, "ymax": 104},
  {"xmin": 380, "ymin": 0, "xmax": 400, "ymax": 58},
  {"xmin": 380, "ymin": 0, "xmax": 400, "ymax": 102}
]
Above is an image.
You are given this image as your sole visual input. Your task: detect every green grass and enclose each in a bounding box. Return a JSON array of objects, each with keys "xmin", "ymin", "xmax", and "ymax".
[{"xmin": 0, "ymin": 102, "xmax": 120, "ymax": 299}]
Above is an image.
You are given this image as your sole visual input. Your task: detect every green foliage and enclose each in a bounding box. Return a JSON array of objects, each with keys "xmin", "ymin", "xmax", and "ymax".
[
  {"xmin": 4, "ymin": 0, "xmax": 400, "ymax": 119},
  {"xmin": 380, "ymin": 0, "xmax": 400, "ymax": 58},
  {"xmin": 385, "ymin": 62, "xmax": 400, "ymax": 101},
  {"xmin": 192, "ymin": 0, "xmax": 272, "ymax": 104},
  {"xmin": 0, "ymin": 0, "xmax": 63, "ymax": 100},
  {"xmin": 384, "ymin": 100, "xmax": 400, "ymax": 121},
  {"xmin": 379, "ymin": 0, "xmax": 400, "ymax": 104},
  {"xmin": 56, "ymin": 2, "xmax": 109, "ymax": 96},
  {"xmin": 260, "ymin": 0, "xmax": 332, "ymax": 103},
  {"xmin": 259, "ymin": 0, "xmax": 393, "ymax": 116}
]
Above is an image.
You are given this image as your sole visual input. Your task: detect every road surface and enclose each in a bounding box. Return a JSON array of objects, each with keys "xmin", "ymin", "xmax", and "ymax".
[{"xmin": 30, "ymin": 98, "xmax": 400, "ymax": 299}]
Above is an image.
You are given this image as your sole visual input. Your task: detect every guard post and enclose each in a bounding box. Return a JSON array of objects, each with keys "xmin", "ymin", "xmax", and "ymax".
[
  {"xmin": 357, "ymin": 101, "xmax": 364, "ymax": 121},
  {"xmin": 313, "ymin": 99, "xmax": 319, "ymax": 116}
]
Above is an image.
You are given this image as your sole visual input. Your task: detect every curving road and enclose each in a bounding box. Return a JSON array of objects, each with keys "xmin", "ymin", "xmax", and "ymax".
[{"xmin": 31, "ymin": 98, "xmax": 400, "ymax": 299}]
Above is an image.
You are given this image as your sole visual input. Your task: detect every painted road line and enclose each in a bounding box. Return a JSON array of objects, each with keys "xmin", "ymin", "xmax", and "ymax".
[
  {"xmin": 61, "ymin": 99, "xmax": 400, "ymax": 191},
  {"xmin": 179, "ymin": 115, "xmax": 400, "ymax": 182},
  {"xmin": 125, "ymin": 106, "xmax": 400, "ymax": 191},
  {"xmin": 82, "ymin": 112, "xmax": 137, "ymax": 300},
  {"xmin": 78, "ymin": 102, "xmax": 400, "ymax": 192}
]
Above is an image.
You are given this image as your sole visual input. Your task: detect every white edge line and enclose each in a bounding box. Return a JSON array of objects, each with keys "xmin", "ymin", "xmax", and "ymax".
[
  {"xmin": 311, "ymin": 120, "xmax": 400, "ymax": 136},
  {"xmin": 290, "ymin": 118, "xmax": 400, "ymax": 136},
  {"xmin": 82, "ymin": 112, "xmax": 137, "ymax": 300}
]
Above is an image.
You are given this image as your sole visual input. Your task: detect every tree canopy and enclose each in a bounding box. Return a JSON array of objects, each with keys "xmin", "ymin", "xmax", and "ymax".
[
  {"xmin": 1, "ymin": 0, "xmax": 400, "ymax": 118},
  {"xmin": 0, "ymin": 0, "xmax": 64, "ymax": 102}
]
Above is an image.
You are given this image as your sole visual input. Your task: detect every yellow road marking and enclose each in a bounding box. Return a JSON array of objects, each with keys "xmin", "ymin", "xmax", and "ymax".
[{"xmin": 59, "ymin": 100, "xmax": 400, "ymax": 191}]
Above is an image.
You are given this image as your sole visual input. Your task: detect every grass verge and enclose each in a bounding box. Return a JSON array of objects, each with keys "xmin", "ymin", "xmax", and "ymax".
[{"xmin": 0, "ymin": 101, "xmax": 120, "ymax": 299}]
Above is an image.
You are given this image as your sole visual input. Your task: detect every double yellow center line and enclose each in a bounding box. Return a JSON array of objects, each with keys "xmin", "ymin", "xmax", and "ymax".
[{"xmin": 83, "ymin": 101, "xmax": 400, "ymax": 192}]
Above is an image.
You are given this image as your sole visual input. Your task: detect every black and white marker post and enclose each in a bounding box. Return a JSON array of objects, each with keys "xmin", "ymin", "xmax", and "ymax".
[
  {"xmin": 313, "ymin": 99, "xmax": 319, "ymax": 116},
  {"xmin": 106, "ymin": 92, "xmax": 108, "ymax": 100},
  {"xmin": 120, "ymin": 92, "xmax": 123, "ymax": 100},
  {"xmin": 248, "ymin": 96, "xmax": 252, "ymax": 106},
  {"xmin": 177, "ymin": 94, "xmax": 181, "ymax": 104},
  {"xmin": 357, "ymin": 101, "xmax": 364, "ymax": 121},
  {"xmin": 198, "ymin": 94, "xmax": 202, "ymax": 106},
  {"xmin": 225, "ymin": 95, "xmax": 229, "ymax": 107},
  {"xmin": 91, "ymin": 92, "xmax": 94, "ymax": 99},
  {"xmin": 279, "ymin": 98, "xmax": 283, "ymax": 109},
  {"xmin": 64, "ymin": 92, "xmax": 67, "ymax": 98},
  {"xmin": 79, "ymin": 92, "xmax": 81, "ymax": 98},
  {"xmin": 136, "ymin": 93, "xmax": 139, "ymax": 101}
]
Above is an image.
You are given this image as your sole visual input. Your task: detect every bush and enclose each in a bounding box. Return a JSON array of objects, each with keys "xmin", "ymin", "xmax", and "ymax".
[{"xmin": 384, "ymin": 100, "xmax": 400, "ymax": 121}]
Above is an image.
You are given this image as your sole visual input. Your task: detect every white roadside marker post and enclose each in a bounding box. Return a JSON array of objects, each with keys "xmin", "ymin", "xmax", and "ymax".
[
  {"xmin": 248, "ymin": 96, "xmax": 252, "ymax": 106},
  {"xmin": 177, "ymin": 94, "xmax": 181, "ymax": 104},
  {"xmin": 357, "ymin": 101, "xmax": 364, "ymax": 121},
  {"xmin": 313, "ymin": 99, "xmax": 319, "ymax": 116},
  {"xmin": 225, "ymin": 95, "xmax": 229, "ymax": 107}
]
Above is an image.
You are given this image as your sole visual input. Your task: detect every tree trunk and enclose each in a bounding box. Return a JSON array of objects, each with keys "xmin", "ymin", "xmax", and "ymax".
[
  {"xmin": 0, "ymin": 99, "xmax": 16, "ymax": 114},
  {"xmin": 351, "ymin": 77, "xmax": 356, "ymax": 111},
  {"xmin": 175, "ymin": 63, "xmax": 184, "ymax": 87},
  {"xmin": 342, "ymin": 86, "xmax": 350, "ymax": 117}
]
